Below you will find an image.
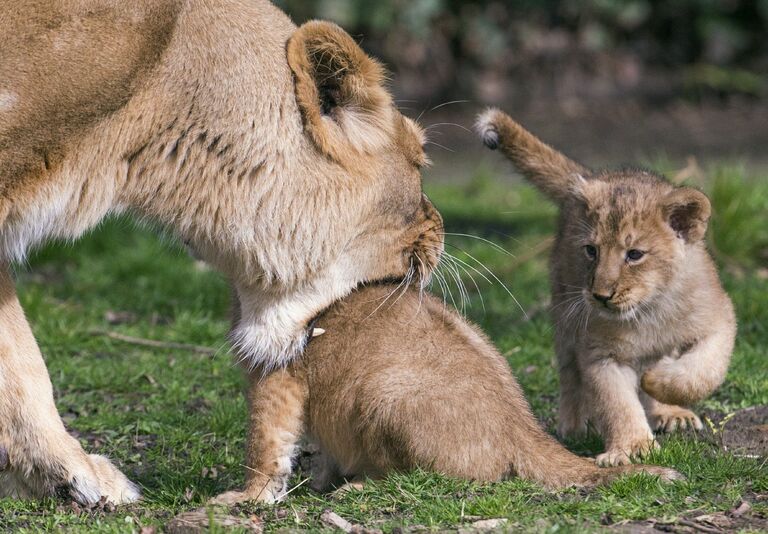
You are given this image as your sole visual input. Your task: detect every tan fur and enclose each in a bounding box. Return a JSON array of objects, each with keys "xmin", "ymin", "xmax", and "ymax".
[
  {"xmin": 477, "ymin": 109, "xmax": 736, "ymax": 466},
  {"xmin": 0, "ymin": 1, "xmax": 442, "ymax": 503},
  {"xmin": 212, "ymin": 285, "xmax": 681, "ymax": 504}
]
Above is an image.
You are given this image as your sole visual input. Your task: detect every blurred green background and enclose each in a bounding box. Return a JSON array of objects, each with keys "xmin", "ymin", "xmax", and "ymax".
[
  {"xmin": 277, "ymin": 0, "xmax": 768, "ymax": 173},
  {"xmin": 278, "ymin": 0, "xmax": 768, "ymax": 101}
]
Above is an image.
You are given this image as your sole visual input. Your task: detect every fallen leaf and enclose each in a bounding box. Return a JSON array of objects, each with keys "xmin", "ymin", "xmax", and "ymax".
[
  {"xmin": 321, "ymin": 510, "xmax": 353, "ymax": 532},
  {"xmin": 729, "ymin": 501, "xmax": 751, "ymax": 517}
]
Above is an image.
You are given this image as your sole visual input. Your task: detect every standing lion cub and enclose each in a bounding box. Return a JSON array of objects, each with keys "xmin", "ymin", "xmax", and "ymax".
[
  {"xmin": 213, "ymin": 284, "xmax": 680, "ymax": 504},
  {"xmin": 477, "ymin": 109, "xmax": 736, "ymax": 466}
]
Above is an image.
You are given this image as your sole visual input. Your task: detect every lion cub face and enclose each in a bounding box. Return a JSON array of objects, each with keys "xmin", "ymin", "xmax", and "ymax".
[{"xmin": 569, "ymin": 173, "xmax": 710, "ymax": 319}]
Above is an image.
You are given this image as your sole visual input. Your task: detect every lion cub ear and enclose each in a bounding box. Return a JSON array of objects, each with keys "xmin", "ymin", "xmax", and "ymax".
[
  {"xmin": 662, "ymin": 187, "xmax": 712, "ymax": 243},
  {"xmin": 287, "ymin": 21, "xmax": 394, "ymax": 164}
]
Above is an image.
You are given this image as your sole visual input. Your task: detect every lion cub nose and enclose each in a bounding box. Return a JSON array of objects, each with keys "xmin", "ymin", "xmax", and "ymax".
[{"xmin": 593, "ymin": 291, "xmax": 614, "ymax": 304}]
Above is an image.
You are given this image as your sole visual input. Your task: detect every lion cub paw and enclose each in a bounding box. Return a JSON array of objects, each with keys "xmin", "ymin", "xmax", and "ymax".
[
  {"xmin": 648, "ymin": 405, "xmax": 703, "ymax": 433},
  {"xmin": 596, "ymin": 439, "xmax": 658, "ymax": 467}
]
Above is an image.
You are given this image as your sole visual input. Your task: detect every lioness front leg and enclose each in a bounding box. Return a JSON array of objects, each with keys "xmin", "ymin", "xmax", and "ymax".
[
  {"xmin": 0, "ymin": 265, "xmax": 138, "ymax": 504},
  {"xmin": 583, "ymin": 357, "xmax": 656, "ymax": 466},
  {"xmin": 211, "ymin": 366, "xmax": 306, "ymax": 505}
]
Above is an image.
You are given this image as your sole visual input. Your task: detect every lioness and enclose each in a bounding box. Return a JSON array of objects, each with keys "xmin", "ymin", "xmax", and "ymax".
[
  {"xmin": 477, "ymin": 109, "xmax": 735, "ymax": 466},
  {"xmin": 213, "ymin": 284, "xmax": 681, "ymax": 505},
  {"xmin": 0, "ymin": 1, "xmax": 443, "ymax": 504}
]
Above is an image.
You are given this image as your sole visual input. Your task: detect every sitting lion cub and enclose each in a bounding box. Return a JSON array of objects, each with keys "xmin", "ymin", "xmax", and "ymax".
[
  {"xmin": 213, "ymin": 285, "xmax": 680, "ymax": 504},
  {"xmin": 477, "ymin": 109, "xmax": 736, "ymax": 466}
]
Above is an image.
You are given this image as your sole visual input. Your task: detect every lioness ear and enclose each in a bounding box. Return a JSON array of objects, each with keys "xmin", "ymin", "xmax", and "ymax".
[
  {"xmin": 287, "ymin": 21, "xmax": 394, "ymax": 164},
  {"xmin": 662, "ymin": 187, "xmax": 711, "ymax": 243}
]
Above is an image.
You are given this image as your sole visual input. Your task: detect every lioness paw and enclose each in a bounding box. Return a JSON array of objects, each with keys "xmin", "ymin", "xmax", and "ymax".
[{"xmin": 69, "ymin": 454, "xmax": 140, "ymax": 505}]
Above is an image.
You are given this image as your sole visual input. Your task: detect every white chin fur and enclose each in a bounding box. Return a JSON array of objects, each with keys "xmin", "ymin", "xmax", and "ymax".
[
  {"xmin": 229, "ymin": 320, "xmax": 310, "ymax": 372},
  {"xmin": 232, "ymin": 270, "xmax": 354, "ymax": 371}
]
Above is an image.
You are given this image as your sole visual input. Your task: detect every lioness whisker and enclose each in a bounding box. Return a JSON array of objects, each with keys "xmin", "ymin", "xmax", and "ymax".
[
  {"xmin": 424, "ymin": 140, "xmax": 454, "ymax": 153},
  {"xmin": 424, "ymin": 122, "xmax": 473, "ymax": 134},
  {"xmin": 436, "ymin": 247, "xmax": 494, "ymax": 286},
  {"xmin": 436, "ymin": 264, "xmax": 460, "ymax": 313},
  {"xmin": 427, "ymin": 99, "xmax": 470, "ymax": 113},
  {"xmin": 363, "ymin": 272, "xmax": 410, "ymax": 321},
  {"xmin": 442, "ymin": 257, "xmax": 469, "ymax": 314},
  {"xmin": 430, "ymin": 269, "xmax": 450, "ymax": 311},
  {"xmin": 443, "ymin": 252, "xmax": 485, "ymax": 313},
  {"xmin": 388, "ymin": 263, "xmax": 416, "ymax": 311},
  {"xmin": 445, "ymin": 243, "xmax": 528, "ymax": 319},
  {"xmin": 439, "ymin": 232, "xmax": 515, "ymax": 257}
]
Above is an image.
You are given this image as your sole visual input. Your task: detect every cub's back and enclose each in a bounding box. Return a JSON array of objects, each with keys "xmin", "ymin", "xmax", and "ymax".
[{"xmin": 299, "ymin": 285, "xmax": 520, "ymax": 480}]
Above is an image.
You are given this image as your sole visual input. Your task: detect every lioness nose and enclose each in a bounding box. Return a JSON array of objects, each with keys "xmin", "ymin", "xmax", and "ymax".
[{"xmin": 593, "ymin": 291, "xmax": 614, "ymax": 304}]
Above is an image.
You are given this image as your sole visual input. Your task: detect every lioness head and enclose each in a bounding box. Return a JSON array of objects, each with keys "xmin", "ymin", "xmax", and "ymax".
[
  {"xmin": 229, "ymin": 21, "xmax": 443, "ymax": 370},
  {"xmin": 286, "ymin": 20, "xmax": 444, "ymax": 286}
]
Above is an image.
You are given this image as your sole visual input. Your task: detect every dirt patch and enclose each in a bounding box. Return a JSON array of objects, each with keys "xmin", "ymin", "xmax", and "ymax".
[
  {"xmin": 696, "ymin": 405, "xmax": 768, "ymax": 458},
  {"xmin": 720, "ymin": 405, "xmax": 768, "ymax": 458},
  {"xmin": 610, "ymin": 499, "xmax": 767, "ymax": 533}
]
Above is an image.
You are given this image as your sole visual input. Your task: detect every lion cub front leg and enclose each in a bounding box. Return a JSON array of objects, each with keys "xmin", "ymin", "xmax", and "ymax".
[
  {"xmin": 583, "ymin": 357, "xmax": 657, "ymax": 466},
  {"xmin": 640, "ymin": 391, "xmax": 703, "ymax": 433},
  {"xmin": 557, "ymin": 354, "xmax": 589, "ymax": 438},
  {"xmin": 212, "ymin": 367, "xmax": 306, "ymax": 505}
]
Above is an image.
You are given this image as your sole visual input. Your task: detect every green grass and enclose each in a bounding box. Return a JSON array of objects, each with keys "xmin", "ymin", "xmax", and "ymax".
[{"xmin": 1, "ymin": 166, "xmax": 766, "ymax": 532}]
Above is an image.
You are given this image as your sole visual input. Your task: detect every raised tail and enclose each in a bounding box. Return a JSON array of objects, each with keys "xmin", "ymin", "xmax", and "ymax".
[{"xmin": 475, "ymin": 108, "xmax": 589, "ymax": 205}]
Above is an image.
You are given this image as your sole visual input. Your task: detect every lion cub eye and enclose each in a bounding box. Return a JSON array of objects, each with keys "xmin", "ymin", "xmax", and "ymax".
[
  {"xmin": 584, "ymin": 245, "xmax": 598, "ymax": 260},
  {"xmin": 626, "ymin": 249, "xmax": 645, "ymax": 262}
]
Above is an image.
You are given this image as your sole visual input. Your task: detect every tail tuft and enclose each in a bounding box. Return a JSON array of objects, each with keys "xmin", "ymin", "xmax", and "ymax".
[
  {"xmin": 583, "ymin": 463, "xmax": 684, "ymax": 488},
  {"xmin": 475, "ymin": 108, "xmax": 503, "ymax": 150}
]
